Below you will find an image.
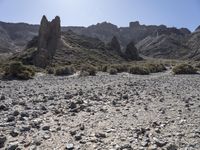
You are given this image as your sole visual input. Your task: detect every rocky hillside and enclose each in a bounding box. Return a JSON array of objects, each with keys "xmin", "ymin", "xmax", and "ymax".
[
  {"xmin": 0, "ymin": 21, "xmax": 38, "ymax": 54},
  {"xmin": 13, "ymin": 16, "xmax": 140, "ymax": 68},
  {"xmin": 0, "ymin": 19, "xmax": 200, "ymax": 60}
]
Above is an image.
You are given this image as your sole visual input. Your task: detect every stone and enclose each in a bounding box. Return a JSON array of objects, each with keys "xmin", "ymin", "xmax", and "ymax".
[
  {"xmin": 7, "ymin": 116, "xmax": 15, "ymax": 122},
  {"xmin": 0, "ymin": 135, "xmax": 7, "ymax": 148},
  {"xmin": 70, "ymin": 130, "xmax": 77, "ymax": 136},
  {"xmin": 141, "ymin": 141, "xmax": 148, "ymax": 147},
  {"xmin": 153, "ymin": 138, "xmax": 167, "ymax": 147},
  {"xmin": 148, "ymin": 144, "xmax": 157, "ymax": 150},
  {"xmin": 65, "ymin": 143, "xmax": 74, "ymax": 150},
  {"xmin": 42, "ymin": 125, "xmax": 50, "ymax": 131},
  {"xmin": 80, "ymin": 124, "xmax": 85, "ymax": 130},
  {"xmin": 95, "ymin": 132, "xmax": 107, "ymax": 138},
  {"xmin": 20, "ymin": 111, "xmax": 29, "ymax": 118},
  {"xmin": 7, "ymin": 142, "xmax": 18, "ymax": 150},
  {"xmin": 20, "ymin": 125, "xmax": 31, "ymax": 132},
  {"xmin": 117, "ymin": 144, "xmax": 133, "ymax": 150},
  {"xmin": 0, "ymin": 104, "xmax": 8, "ymax": 111},
  {"xmin": 13, "ymin": 110, "xmax": 19, "ymax": 116},
  {"xmin": 166, "ymin": 144, "xmax": 178, "ymax": 150},
  {"xmin": 0, "ymin": 95, "xmax": 5, "ymax": 100},
  {"xmin": 10, "ymin": 129, "xmax": 19, "ymax": 137},
  {"xmin": 74, "ymin": 133, "xmax": 82, "ymax": 141},
  {"xmin": 69, "ymin": 102, "xmax": 77, "ymax": 109}
]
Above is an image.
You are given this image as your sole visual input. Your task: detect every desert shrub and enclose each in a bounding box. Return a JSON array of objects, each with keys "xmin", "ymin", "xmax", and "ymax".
[
  {"xmin": 109, "ymin": 68, "xmax": 118, "ymax": 75},
  {"xmin": 80, "ymin": 65, "xmax": 97, "ymax": 76},
  {"xmin": 195, "ymin": 63, "xmax": 200, "ymax": 70},
  {"xmin": 46, "ymin": 67, "xmax": 55, "ymax": 74},
  {"xmin": 3, "ymin": 61, "xmax": 35, "ymax": 80},
  {"xmin": 129, "ymin": 66, "xmax": 150, "ymax": 75},
  {"xmin": 172, "ymin": 64, "xmax": 197, "ymax": 74},
  {"xmin": 101, "ymin": 65, "xmax": 109, "ymax": 72},
  {"xmin": 111, "ymin": 64, "xmax": 129, "ymax": 73},
  {"xmin": 145, "ymin": 63, "xmax": 167, "ymax": 73},
  {"xmin": 55, "ymin": 66, "xmax": 75, "ymax": 76}
]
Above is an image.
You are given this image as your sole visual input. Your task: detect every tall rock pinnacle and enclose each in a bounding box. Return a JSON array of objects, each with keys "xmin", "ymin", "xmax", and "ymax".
[{"xmin": 34, "ymin": 15, "xmax": 61, "ymax": 68}]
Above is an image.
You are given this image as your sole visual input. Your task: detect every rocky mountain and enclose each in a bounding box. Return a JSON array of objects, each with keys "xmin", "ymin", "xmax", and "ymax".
[
  {"xmin": 0, "ymin": 19, "xmax": 200, "ymax": 60},
  {"xmin": 14, "ymin": 16, "xmax": 142, "ymax": 67},
  {"xmin": 186, "ymin": 29, "xmax": 200, "ymax": 60},
  {"xmin": 0, "ymin": 21, "xmax": 38, "ymax": 54}
]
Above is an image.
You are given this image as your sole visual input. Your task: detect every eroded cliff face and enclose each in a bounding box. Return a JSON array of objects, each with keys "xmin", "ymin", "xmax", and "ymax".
[{"xmin": 34, "ymin": 15, "xmax": 61, "ymax": 68}]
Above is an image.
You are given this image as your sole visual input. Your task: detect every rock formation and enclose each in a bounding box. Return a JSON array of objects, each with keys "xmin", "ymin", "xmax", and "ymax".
[
  {"xmin": 34, "ymin": 15, "xmax": 61, "ymax": 68},
  {"xmin": 124, "ymin": 41, "xmax": 141, "ymax": 60},
  {"xmin": 107, "ymin": 36, "xmax": 122, "ymax": 55}
]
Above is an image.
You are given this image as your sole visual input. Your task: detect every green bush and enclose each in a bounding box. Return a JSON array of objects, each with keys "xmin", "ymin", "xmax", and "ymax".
[
  {"xmin": 3, "ymin": 61, "xmax": 35, "ymax": 80},
  {"xmin": 80, "ymin": 65, "xmax": 97, "ymax": 76},
  {"xmin": 111, "ymin": 64, "xmax": 129, "ymax": 73},
  {"xmin": 46, "ymin": 67, "xmax": 55, "ymax": 74},
  {"xmin": 172, "ymin": 64, "xmax": 197, "ymax": 74},
  {"xmin": 129, "ymin": 66, "xmax": 150, "ymax": 75},
  {"xmin": 55, "ymin": 66, "xmax": 75, "ymax": 76},
  {"xmin": 145, "ymin": 63, "xmax": 167, "ymax": 73},
  {"xmin": 109, "ymin": 68, "xmax": 118, "ymax": 75},
  {"xmin": 101, "ymin": 65, "xmax": 109, "ymax": 72},
  {"xmin": 195, "ymin": 63, "xmax": 200, "ymax": 70}
]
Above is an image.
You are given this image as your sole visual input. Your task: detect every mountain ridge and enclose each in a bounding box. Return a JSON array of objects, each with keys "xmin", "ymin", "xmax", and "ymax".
[{"xmin": 0, "ymin": 19, "xmax": 200, "ymax": 60}]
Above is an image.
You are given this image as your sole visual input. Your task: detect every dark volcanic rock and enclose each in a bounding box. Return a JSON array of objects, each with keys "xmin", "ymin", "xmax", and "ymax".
[
  {"xmin": 107, "ymin": 36, "xmax": 122, "ymax": 55},
  {"xmin": 124, "ymin": 41, "xmax": 141, "ymax": 60},
  {"xmin": 34, "ymin": 15, "xmax": 61, "ymax": 68}
]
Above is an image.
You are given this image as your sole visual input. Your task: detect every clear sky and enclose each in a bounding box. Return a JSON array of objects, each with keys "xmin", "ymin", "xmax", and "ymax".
[{"xmin": 0, "ymin": 0, "xmax": 199, "ymax": 31}]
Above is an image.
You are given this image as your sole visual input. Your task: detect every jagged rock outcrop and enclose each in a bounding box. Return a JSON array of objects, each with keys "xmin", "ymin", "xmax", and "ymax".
[
  {"xmin": 136, "ymin": 34, "xmax": 190, "ymax": 59},
  {"xmin": 124, "ymin": 41, "xmax": 141, "ymax": 60},
  {"xmin": 186, "ymin": 31, "xmax": 200, "ymax": 60},
  {"xmin": 107, "ymin": 36, "xmax": 122, "ymax": 55},
  {"xmin": 195, "ymin": 25, "xmax": 200, "ymax": 32},
  {"xmin": 129, "ymin": 21, "xmax": 140, "ymax": 29},
  {"xmin": 34, "ymin": 15, "xmax": 61, "ymax": 68}
]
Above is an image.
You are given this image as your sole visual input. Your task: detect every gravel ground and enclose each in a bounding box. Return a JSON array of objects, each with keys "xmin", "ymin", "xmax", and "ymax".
[{"xmin": 0, "ymin": 71, "xmax": 200, "ymax": 150}]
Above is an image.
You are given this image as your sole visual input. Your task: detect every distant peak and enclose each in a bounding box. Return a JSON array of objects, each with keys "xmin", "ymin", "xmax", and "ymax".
[{"xmin": 129, "ymin": 21, "xmax": 140, "ymax": 28}]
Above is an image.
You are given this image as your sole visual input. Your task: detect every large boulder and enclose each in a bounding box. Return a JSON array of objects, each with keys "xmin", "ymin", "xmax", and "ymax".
[
  {"xmin": 124, "ymin": 41, "xmax": 141, "ymax": 60},
  {"xmin": 34, "ymin": 15, "xmax": 61, "ymax": 68}
]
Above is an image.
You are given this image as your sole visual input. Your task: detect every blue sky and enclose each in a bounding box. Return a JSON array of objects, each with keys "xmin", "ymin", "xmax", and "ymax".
[{"xmin": 0, "ymin": 0, "xmax": 199, "ymax": 31}]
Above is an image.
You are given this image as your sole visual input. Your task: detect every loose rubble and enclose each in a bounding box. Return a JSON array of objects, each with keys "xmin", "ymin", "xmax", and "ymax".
[{"xmin": 0, "ymin": 71, "xmax": 200, "ymax": 149}]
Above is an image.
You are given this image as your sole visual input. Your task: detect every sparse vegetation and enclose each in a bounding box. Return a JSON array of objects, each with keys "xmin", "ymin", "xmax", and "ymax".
[
  {"xmin": 110, "ymin": 64, "xmax": 129, "ymax": 73},
  {"xmin": 129, "ymin": 66, "xmax": 150, "ymax": 75},
  {"xmin": 3, "ymin": 61, "xmax": 35, "ymax": 80},
  {"xmin": 55, "ymin": 66, "xmax": 75, "ymax": 76},
  {"xmin": 145, "ymin": 63, "xmax": 167, "ymax": 73},
  {"xmin": 172, "ymin": 64, "xmax": 197, "ymax": 74},
  {"xmin": 46, "ymin": 67, "xmax": 55, "ymax": 74},
  {"xmin": 80, "ymin": 65, "xmax": 97, "ymax": 76}
]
